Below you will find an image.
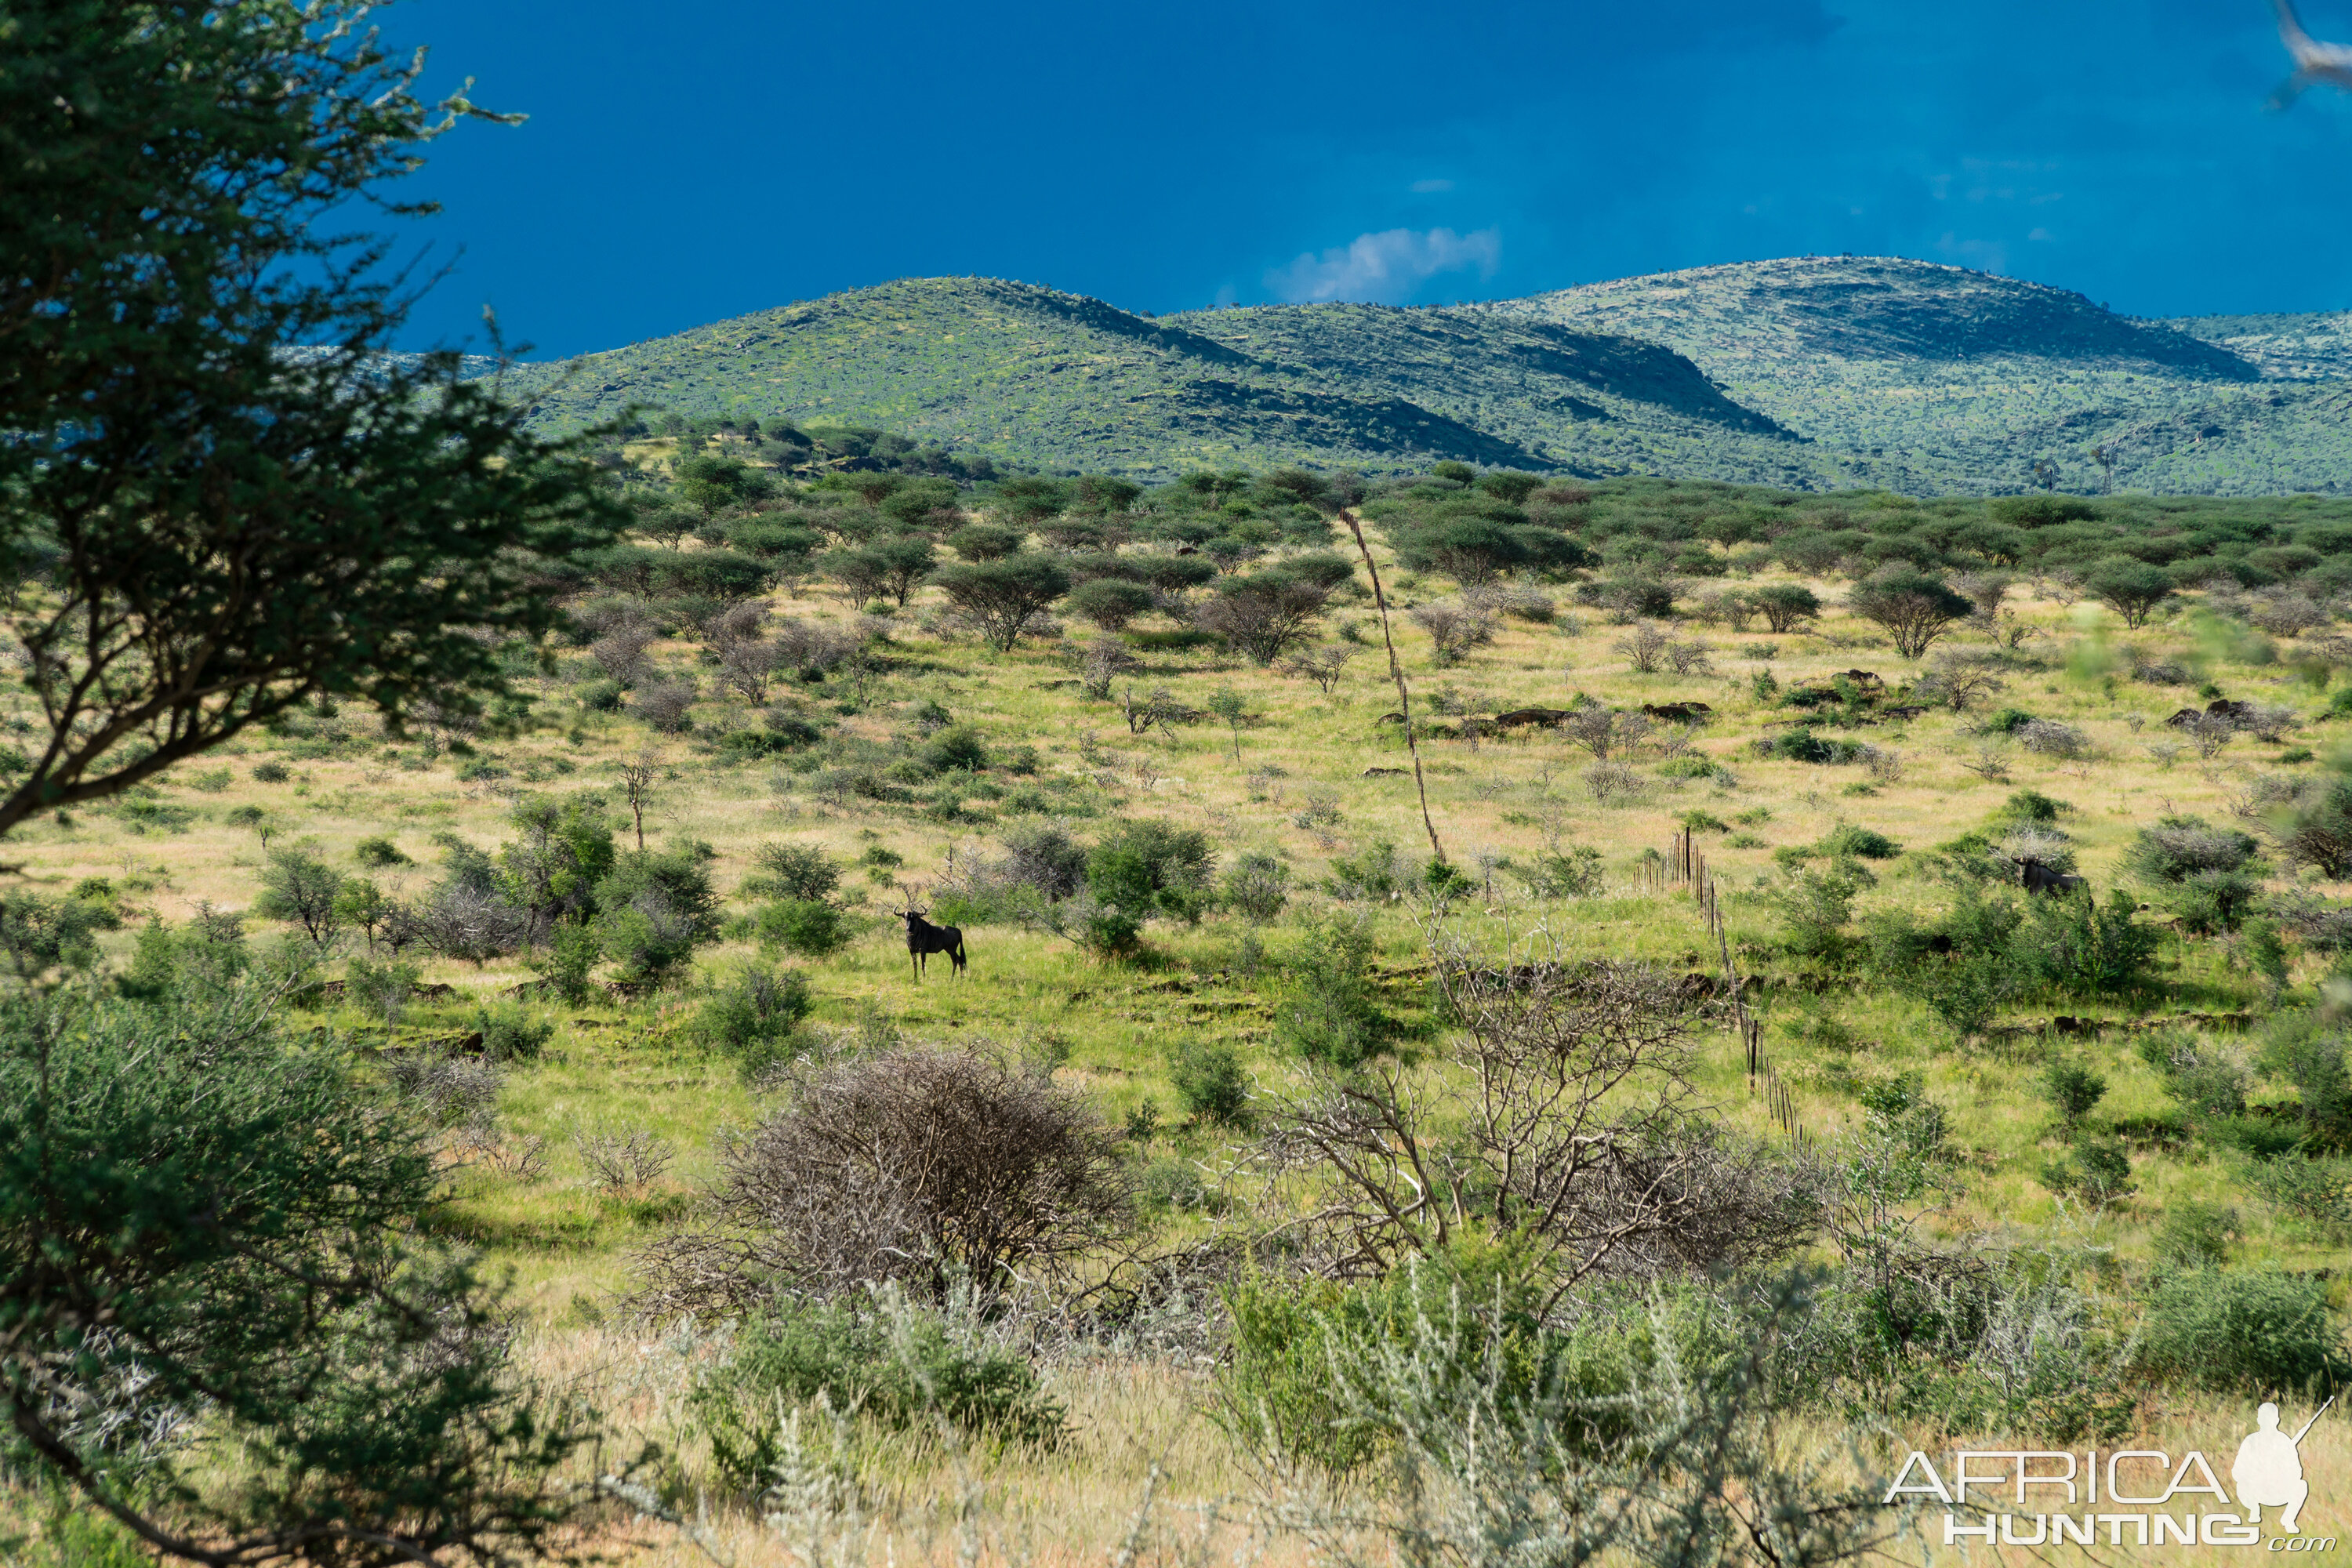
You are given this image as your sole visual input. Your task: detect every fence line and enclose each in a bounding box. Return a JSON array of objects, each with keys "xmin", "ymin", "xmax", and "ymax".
[{"xmin": 1663, "ymin": 829, "xmax": 1807, "ymax": 1152}]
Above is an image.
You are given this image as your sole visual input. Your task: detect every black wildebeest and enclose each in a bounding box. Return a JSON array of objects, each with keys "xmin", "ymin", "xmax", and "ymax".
[
  {"xmin": 895, "ymin": 888, "xmax": 966, "ymax": 979},
  {"xmin": 2017, "ymin": 858, "xmax": 2089, "ymax": 896}
]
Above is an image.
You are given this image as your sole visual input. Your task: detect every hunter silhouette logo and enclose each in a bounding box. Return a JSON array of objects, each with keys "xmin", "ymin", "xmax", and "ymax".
[
  {"xmin": 1884, "ymin": 1397, "xmax": 2337, "ymax": 1550},
  {"xmin": 2238, "ymin": 1399, "xmax": 2333, "ymax": 1536}
]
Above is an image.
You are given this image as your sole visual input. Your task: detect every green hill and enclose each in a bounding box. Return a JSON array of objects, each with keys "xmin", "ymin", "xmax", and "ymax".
[
  {"xmin": 1487, "ymin": 256, "xmax": 2352, "ymax": 495},
  {"xmin": 503, "ymin": 260, "xmax": 2352, "ymax": 494},
  {"xmin": 499, "ymin": 276, "xmax": 1813, "ymax": 481}
]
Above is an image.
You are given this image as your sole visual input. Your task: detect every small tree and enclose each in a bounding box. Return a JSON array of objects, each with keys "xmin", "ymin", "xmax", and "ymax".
[
  {"xmin": 1276, "ymin": 644, "xmax": 1357, "ymax": 693},
  {"xmin": 0, "ymin": 0, "xmax": 622, "ymax": 841},
  {"xmin": 1194, "ymin": 572, "xmax": 1331, "ymax": 664},
  {"xmin": 1846, "ymin": 572, "xmax": 1973, "ymax": 658},
  {"xmin": 872, "ymin": 535, "xmax": 938, "ymax": 606},
  {"xmin": 931, "ymin": 555, "xmax": 1072, "ymax": 652},
  {"xmin": 1067, "ymin": 578, "xmax": 1155, "ymax": 631},
  {"xmin": 2085, "ymin": 559, "xmax": 2176, "ymax": 629},
  {"xmin": 255, "ymin": 847, "xmax": 347, "ymax": 952},
  {"xmin": 1410, "ymin": 601, "xmax": 1499, "ymax": 666},
  {"xmin": 818, "ymin": 546, "xmax": 892, "ymax": 605},
  {"xmin": 1751, "ymin": 584, "xmax": 1822, "ymax": 633},
  {"xmin": 1207, "ymin": 686, "xmax": 1251, "ymax": 764},
  {"xmin": 619, "ymin": 748, "xmax": 661, "ymax": 851},
  {"xmin": 0, "ymin": 985, "xmax": 587, "ymax": 1564}
]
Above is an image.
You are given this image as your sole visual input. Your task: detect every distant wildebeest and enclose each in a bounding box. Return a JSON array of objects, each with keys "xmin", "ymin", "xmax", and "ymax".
[
  {"xmin": 2017, "ymin": 858, "xmax": 2089, "ymax": 896},
  {"xmin": 1493, "ymin": 706, "xmax": 1574, "ymax": 729},
  {"xmin": 896, "ymin": 887, "xmax": 967, "ymax": 979},
  {"xmin": 1640, "ymin": 701, "xmax": 1714, "ymax": 724}
]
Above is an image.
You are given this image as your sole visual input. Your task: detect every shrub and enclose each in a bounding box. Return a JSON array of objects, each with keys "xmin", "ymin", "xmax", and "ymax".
[
  {"xmin": 2135, "ymin": 1271, "xmax": 2347, "ymax": 1394},
  {"xmin": 596, "ymin": 844, "xmax": 721, "ymax": 982},
  {"xmin": 1087, "ymin": 819, "xmax": 1215, "ymax": 924},
  {"xmin": 752, "ymin": 898, "xmax": 851, "ymax": 957},
  {"xmin": 576, "ymin": 678, "xmax": 625, "ymax": 711},
  {"xmin": 1751, "ymin": 583, "xmax": 1821, "ymax": 633},
  {"xmin": 1170, "ymin": 1038, "xmax": 1251, "ymax": 1126},
  {"xmin": 472, "ymin": 1002, "xmax": 554, "ymax": 1062},
  {"xmin": 353, "ymin": 834, "xmax": 410, "ymax": 868},
  {"xmin": 1329, "ymin": 839, "xmax": 1403, "ymax": 901},
  {"xmin": 2042, "ymin": 1062, "xmax": 2108, "ymax": 1130},
  {"xmin": 695, "ymin": 967, "xmax": 815, "ymax": 1081},
  {"xmin": 1275, "ymin": 913, "xmax": 1391, "ymax": 1067},
  {"xmin": 1222, "ymin": 1240, "xmax": 1638, "ymax": 1478},
  {"xmin": 693, "ymin": 1291, "xmax": 1064, "ymax": 1496},
  {"xmin": 252, "ymin": 847, "xmax": 345, "ymax": 951},
  {"xmin": 1770, "ymin": 861, "xmax": 1870, "ymax": 963},
  {"xmin": 637, "ymin": 1047, "xmax": 1130, "ymax": 1312},
  {"xmin": 920, "ymin": 724, "xmax": 989, "ymax": 774},
  {"xmin": 1194, "ymin": 571, "xmax": 1333, "ymax": 664},
  {"xmin": 1515, "ymin": 845, "xmax": 1605, "ymax": 898},
  {"xmin": 633, "ymin": 681, "xmax": 697, "ymax": 732},
  {"xmin": 1221, "ymin": 851, "xmax": 1290, "ymax": 923},
  {"xmin": 931, "ymin": 554, "xmax": 1071, "ymax": 652},
  {"xmin": 251, "ymin": 760, "xmax": 291, "ymax": 782},
  {"xmin": 2256, "ymin": 1011, "xmax": 2352, "ymax": 1148},
  {"xmin": 746, "ymin": 840, "xmax": 841, "ymax": 903},
  {"xmin": 2154, "ymin": 1201, "xmax": 2238, "ymax": 1269},
  {"xmin": 1817, "ymin": 825, "xmax": 1900, "ymax": 860},
  {"xmin": 1066, "ymin": 577, "xmax": 1155, "ymax": 630}
]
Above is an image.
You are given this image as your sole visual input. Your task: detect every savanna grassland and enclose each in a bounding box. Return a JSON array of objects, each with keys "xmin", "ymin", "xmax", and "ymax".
[{"xmin": 14, "ymin": 448, "xmax": 2352, "ymax": 1567}]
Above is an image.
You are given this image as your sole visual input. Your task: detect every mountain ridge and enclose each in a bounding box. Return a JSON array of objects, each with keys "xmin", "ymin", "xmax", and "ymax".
[{"xmin": 499, "ymin": 258, "xmax": 2352, "ymax": 495}]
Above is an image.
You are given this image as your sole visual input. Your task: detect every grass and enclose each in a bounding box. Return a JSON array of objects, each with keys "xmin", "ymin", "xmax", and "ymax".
[{"xmin": 11, "ymin": 523, "xmax": 2352, "ymax": 1559}]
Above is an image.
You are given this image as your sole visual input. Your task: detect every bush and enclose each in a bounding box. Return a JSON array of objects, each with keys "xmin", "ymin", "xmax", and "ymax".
[
  {"xmin": 920, "ymin": 724, "xmax": 989, "ymax": 774},
  {"xmin": 693, "ymin": 1291, "xmax": 1064, "ymax": 1496},
  {"xmin": 1847, "ymin": 571, "xmax": 1973, "ymax": 658},
  {"xmin": 1751, "ymin": 583, "xmax": 1820, "ymax": 633},
  {"xmin": 746, "ymin": 840, "xmax": 841, "ymax": 903},
  {"xmin": 1087, "ymin": 819, "xmax": 1215, "ymax": 924},
  {"xmin": 2135, "ymin": 1271, "xmax": 2347, "ymax": 1395},
  {"xmin": 752, "ymin": 898, "xmax": 852, "ymax": 957},
  {"xmin": 633, "ymin": 681, "xmax": 697, "ymax": 732},
  {"xmin": 577, "ymin": 678, "xmax": 625, "ymax": 711},
  {"xmin": 353, "ymin": 834, "xmax": 410, "ymax": 868},
  {"xmin": 1066, "ymin": 577, "xmax": 1155, "ymax": 631},
  {"xmin": 1222, "ymin": 1239, "xmax": 1637, "ymax": 1477},
  {"xmin": 2042, "ymin": 1061, "xmax": 2108, "ymax": 1130},
  {"xmin": 472, "ymin": 1002, "xmax": 554, "ymax": 1062},
  {"xmin": 695, "ymin": 967, "xmax": 815, "ymax": 1081},
  {"xmin": 1221, "ymin": 852, "xmax": 1290, "ymax": 923},
  {"xmin": 637, "ymin": 1047, "xmax": 1130, "ymax": 1312},
  {"xmin": 2257, "ymin": 1011, "xmax": 2352, "ymax": 1148},
  {"xmin": 1275, "ymin": 913, "xmax": 1391, "ymax": 1067},
  {"xmin": 1817, "ymin": 825, "xmax": 1899, "ymax": 860},
  {"xmin": 1170, "ymin": 1038, "xmax": 1250, "ymax": 1126},
  {"xmin": 596, "ymin": 844, "xmax": 721, "ymax": 983},
  {"xmin": 1515, "ymin": 845, "xmax": 1605, "ymax": 898},
  {"xmin": 251, "ymin": 760, "xmax": 291, "ymax": 783}
]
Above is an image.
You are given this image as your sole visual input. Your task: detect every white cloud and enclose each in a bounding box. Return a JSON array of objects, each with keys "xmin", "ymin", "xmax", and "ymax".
[
  {"xmin": 1264, "ymin": 227, "xmax": 1501, "ymax": 304},
  {"xmin": 1409, "ymin": 178, "xmax": 1455, "ymax": 194}
]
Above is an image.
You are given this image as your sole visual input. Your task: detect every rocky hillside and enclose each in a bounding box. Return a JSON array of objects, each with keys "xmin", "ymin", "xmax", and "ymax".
[{"xmin": 502, "ymin": 259, "xmax": 2352, "ymax": 494}]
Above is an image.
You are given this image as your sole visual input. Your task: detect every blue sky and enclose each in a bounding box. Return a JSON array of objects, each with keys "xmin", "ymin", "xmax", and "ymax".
[{"xmin": 384, "ymin": 0, "xmax": 2352, "ymax": 357}]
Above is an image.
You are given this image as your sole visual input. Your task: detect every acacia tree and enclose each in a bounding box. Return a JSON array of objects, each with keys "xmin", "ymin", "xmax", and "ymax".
[
  {"xmin": 0, "ymin": 982, "xmax": 588, "ymax": 1566},
  {"xmin": 931, "ymin": 554, "xmax": 1071, "ymax": 652},
  {"xmin": 0, "ymin": 0, "xmax": 622, "ymax": 840},
  {"xmin": 2085, "ymin": 558, "xmax": 2176, "ymax": 629},
  {"xmin": 1846, "ymin": 572, "xmax": 1973, "ymax": 659}
]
